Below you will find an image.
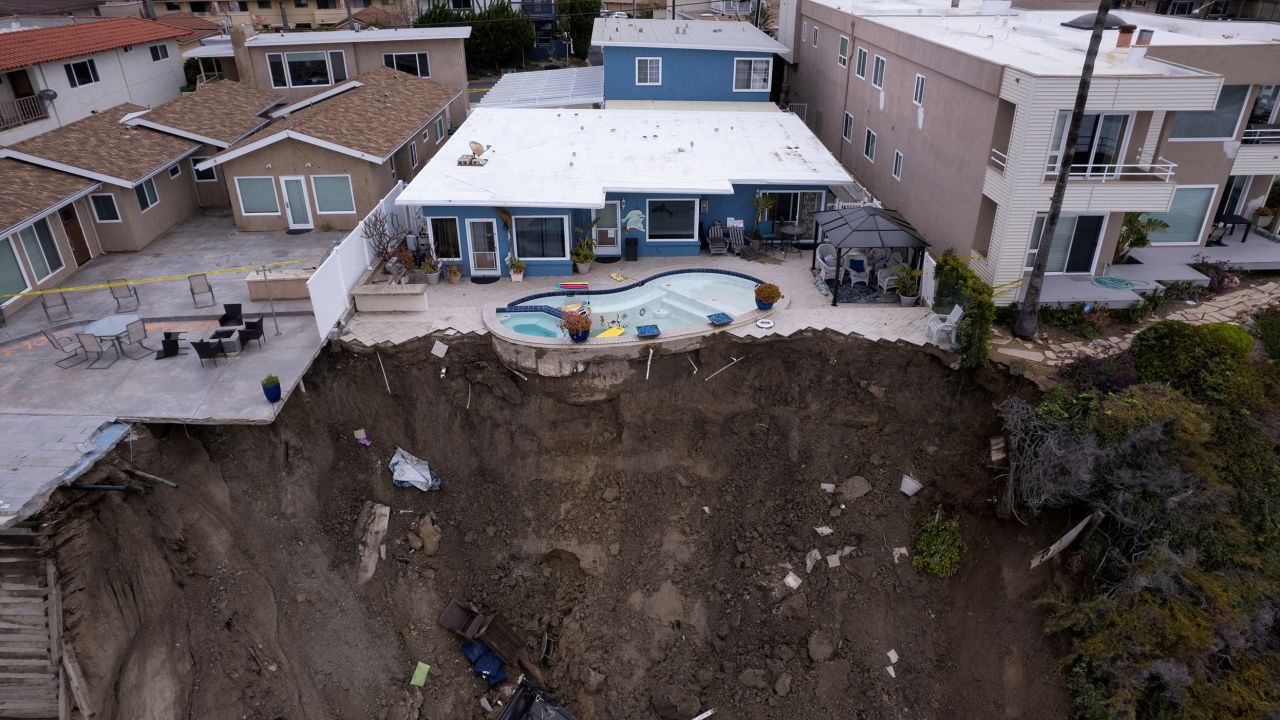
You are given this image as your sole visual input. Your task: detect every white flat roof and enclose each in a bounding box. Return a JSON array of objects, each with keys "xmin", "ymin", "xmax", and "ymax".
[
  {"xmin": 605, "ymin": 100, "xmax": 780, "ymax": 111},
  {"xmin": 184, "ymin": 40, "xmax": 232, "ymax": 59},
  {"xmin": 397, "ymin": 107, "xmax": 852, "ymax": 209},
  {"xmin": 591, "ymin": 18, "xmax": 788, "ymax": 54},
  {"xmin": 183, "ymin": 26, "xmax": 470, "ymax": 58},
  {"xmin": 868, "ymin": 10, "xmax": 1274, "ymax": 76},
  {"xmin": 806, "ymin": 0, "xmax": 987, "ymax": 17},
  {"xmin": 478, "ymin": 66, "xmax": 604, "ymax": 109}
]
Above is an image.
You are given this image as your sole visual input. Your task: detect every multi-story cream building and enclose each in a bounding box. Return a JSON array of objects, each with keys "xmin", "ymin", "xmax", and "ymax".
[{"xmin": 786, "ymin": 0, "xmax": 1280, "ymax": 304}]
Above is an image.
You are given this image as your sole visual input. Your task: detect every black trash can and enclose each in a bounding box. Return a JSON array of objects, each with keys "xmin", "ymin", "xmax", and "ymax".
[{"xmin": 625, "ymin": 237, "xmax": 639, "ymax": 261}]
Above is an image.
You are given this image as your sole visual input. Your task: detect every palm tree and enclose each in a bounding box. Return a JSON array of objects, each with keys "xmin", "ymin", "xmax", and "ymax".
[{"xmin": 1014, "ymin": 0, "xmax": 1116, "ymax": 340}]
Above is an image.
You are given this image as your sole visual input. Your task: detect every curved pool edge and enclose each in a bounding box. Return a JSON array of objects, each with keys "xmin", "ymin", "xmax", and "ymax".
[{"xmin": 500, "ymin": 268, "xmax": 768, "ymax": 312}]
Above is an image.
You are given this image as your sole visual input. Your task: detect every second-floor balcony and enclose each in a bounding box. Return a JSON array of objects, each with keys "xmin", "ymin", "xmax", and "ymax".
[
  {"xmin": 0, "ymin": 95, "xmax": 49, "ymax": 132},
  {"xmin": 519, "ymin": 0, "xmax": 555, "ymax": 18},
  {"xmin": 1243, "ymin": 125, "xmax": 1280, "ymax": 145},
  {"xmin": 1043, "ymin": 158, "xmax": 1177, "ymax": 183}
]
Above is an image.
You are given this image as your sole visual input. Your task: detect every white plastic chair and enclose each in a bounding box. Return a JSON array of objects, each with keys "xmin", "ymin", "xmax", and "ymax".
[
  {"xmin": 927, "ymin": 304, "xmax": 965, "ymax": 347},
  {"xmin": 816, "ymin": 243, "xmax": 839, "ymax": 281},
  {"xmin": 844, "ymin": 252, "xmax": 870, "ymax": 286}
]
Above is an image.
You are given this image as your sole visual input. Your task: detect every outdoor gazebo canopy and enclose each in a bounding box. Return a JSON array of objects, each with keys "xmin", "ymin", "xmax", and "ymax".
[{"xmin": 812, "ymin": 206, "xmax": 930, "ymax": 306}]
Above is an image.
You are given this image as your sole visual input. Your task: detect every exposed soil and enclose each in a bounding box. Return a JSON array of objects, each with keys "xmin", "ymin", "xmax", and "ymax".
[{"xmin": 41, "ymin": 332, "xmax": 1070, "ymax": 720}]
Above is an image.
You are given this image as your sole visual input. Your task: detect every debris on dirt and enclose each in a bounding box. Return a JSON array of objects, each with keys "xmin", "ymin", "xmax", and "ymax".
[
  {"xmin": 892, "ymin": 546, "xmax": 910, "ymax": 563},
  {"xmin": 1029, "ymin": 510, "xmax": 1105, "ymax": 569},
  {"xmin": 774, "ymin": 673, "xmax": 792, "ymax": 697},
  {"xmin": 805, "ymin": 549, "xmax": 821, "ymax": 572},
  {"xmin": 819, "ymin": 483, "xmax": 835, "ymax": 494},
  {"xmin": 887, "ymin": 649, "xmax": 899, "ymax": 664},
  {"xmin": 825, "ymin": 554, "xmax": 841, "ymax": 569},
  {"xmin": 837, "ymin": 475, "xmax": 871, "ymax": 502},
  {"xmin": 814, "ymin": 526, "xmax": 833, "ymax": 536},
  {"xmin": 651, "ymin": 686, "xmax": 701, "ymax": 720},
  {"xmin": 900, "ymin": 475, "xmax": 924, "ymax": 497},
  {"xmin": 410, "ymin": 661, "xmax": 430, "ymax": 687},
  {"xmin": 582, "ymin": 668, "xmax": 606, "ymax": 694},
  {"xmin": 990, "ymin": 436, "xmax": 1008, "ymax": 463},
  {"xmin": 807, "ymin": 630, "xmax": 835, "ymax": 662},
  {"xmin": 431, "ymin": 340, "xmax": 449, "ymax": 358},
  {"xmin": 416, "ymin": 515, "xmax": 442, "ymax": 555},
  {"xmin": 783, "ymin": 571, "xmax": 803, "ymax": 590},
  {"xmin": 390, "ymin": 447, "xmax": 442, "ymax": 492},
  {"xmin": 354, "ymin": 501, "xmax": 389, "ymax": 584},
  {"xmin": 886, "ymin": 665, "xmax": 897, "ymax": 678}
]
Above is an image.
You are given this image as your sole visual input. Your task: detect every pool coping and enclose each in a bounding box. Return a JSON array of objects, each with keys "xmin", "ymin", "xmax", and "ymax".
[{"xmin": 482, "ymin": 268, "xmax": 785, "ymax": 349}]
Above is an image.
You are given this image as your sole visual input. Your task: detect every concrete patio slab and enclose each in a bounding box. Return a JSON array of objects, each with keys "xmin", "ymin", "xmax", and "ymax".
[
  {"xmin": 1110, "ymin": 262, "xmax": 1209, "ymax": 285},
  {"xmin": 1129, "ymin": 233, "xmax": 1280, "ymax": 271},
  {"xmin": 0, "ymin": 415, "xmax": 128, "ymax": 526}
]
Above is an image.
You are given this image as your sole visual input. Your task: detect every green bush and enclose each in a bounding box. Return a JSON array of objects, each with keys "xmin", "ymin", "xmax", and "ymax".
[
  {"xmin": 1199, "ymin": 322, "xmax": 1254, "ymax": 362},
  {"xmin": 1130, "ymin": 320, "xmax": 1262, "ymax": 407},
  {"xmin": 934, "ymin": 251, "xmax": 995, "ymax": 369},
  {"xmin": 912, "ymin": 510, "xmax": 965, "ymax": 577},
  {"xmin": 1257, "ymin": 307, "xmax": 1280, "ymax": 360},
  {"xmin": 1091, "ymin": 384, "xmax": 1211, "ymax": 452}
]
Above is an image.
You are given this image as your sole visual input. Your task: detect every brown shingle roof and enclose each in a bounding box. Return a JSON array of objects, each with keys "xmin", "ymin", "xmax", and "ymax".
[
  {"xmin": 155, "ymin": 12, "xmax": 221, "ymax": 42},
  {"xmin": 0, "ymin": 158, "xmax": 96, "ymax": 234},
  {"xmin": 0, "ymin": 17, "xmax": 186, "ymax": 73},
  {"xmin": 136, "ymin": 81, "xmax": 283, "ymax": 146},
  {"xmin": 9, "ymin": 105, "xmax": 200, "ymax": 184},
  {"xmin": 229, "ymin": 66, "xmax": 460, "ymax": 160}
]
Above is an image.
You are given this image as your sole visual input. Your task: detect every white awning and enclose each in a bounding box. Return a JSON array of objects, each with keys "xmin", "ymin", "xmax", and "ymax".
[{"xmin": 478, "ymin": 66, "xmax": 604, "ymax": 109}]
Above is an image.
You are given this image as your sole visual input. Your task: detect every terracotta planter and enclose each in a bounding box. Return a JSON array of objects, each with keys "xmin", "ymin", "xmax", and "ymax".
[{"xmin": 446, "ymin": 273, "xmax": 462, "ymax": 285}]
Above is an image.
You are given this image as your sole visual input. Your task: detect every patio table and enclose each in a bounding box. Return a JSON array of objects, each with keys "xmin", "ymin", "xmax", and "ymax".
[
  {"xmin": 1217, "ymin": 213, "xmax": 1252, "ymax": 243},
  {"xmin": 83, "ymin": 313, "xmax": 139, "ymax": 353},
  {"xmin": 777, "ymin": 223, "xmax": 805, "ymax": 255}
]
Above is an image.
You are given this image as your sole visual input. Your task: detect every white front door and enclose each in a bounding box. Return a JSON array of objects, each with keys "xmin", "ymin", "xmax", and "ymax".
[
  {"xmin": 593, "ymin": 202, "xmax": 621, "ymax": 256},
  {"xmin": 279, "ymin": 176, "xmax": 313, "ymax": 230},
  {"xmin": 467, "ymin": 219, "xmax": 500, "ymax": 276}
]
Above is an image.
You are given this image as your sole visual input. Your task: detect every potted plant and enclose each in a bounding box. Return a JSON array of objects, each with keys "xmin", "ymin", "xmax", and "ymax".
[
  {"xmin": 420, "ymin": 254, "xmax": 441, "ymax": 285},
  {"xmin": 559, "ymin": 310, "xmax": 592, "ymax": 343},
  {"xmin": 1256, "ymin": 206, "xmax": 1274, "ymax": 226},
  {"xmin": 506, "ymin": 253, "xmax": 526, "ymax": 282},
  {"xmin": 445, "ymin": 263, "xmax": 463, "ymax": 285},
  {"xmin": 261, "ymin": 374, "xmax": 282, "ymax": 403},
  {"xmin": 891, "ymin": 263, "xmax": 923, "ymax": 307},
  {"xmin": 754, "ymin": 282, "xmax": 783, "ymax": 310},
  {"xmin": 571, "ymin": 237, "xmax": 595, "ymax": 274}
]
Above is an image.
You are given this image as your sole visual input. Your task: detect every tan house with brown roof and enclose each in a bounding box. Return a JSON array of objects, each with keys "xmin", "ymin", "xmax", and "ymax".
[
  {"xmin": 122, "ymin": 81, "xmax": 284, "ymax": 207},
  {"xmin": 1, "ymin": 104, "xmax": 202, "ymax": 252},
  {"xmin": 0, "ymin": 158, "xmax": 102, "ymax": 316},
  {"xmin": 199, "ymin": 66, "xmax": 464, "ymax": 231}
]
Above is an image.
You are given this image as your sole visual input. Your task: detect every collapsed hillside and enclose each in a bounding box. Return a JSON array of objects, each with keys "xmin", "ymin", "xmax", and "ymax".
[{"xmin": 40, "ymin": 332, "xmax": 1069, "ymax": 719}]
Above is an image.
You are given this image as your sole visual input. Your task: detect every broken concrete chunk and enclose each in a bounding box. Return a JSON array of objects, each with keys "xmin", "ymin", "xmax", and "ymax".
[
  {"xmin": 825, "ymin": 554, "xmax": 841, "ymax": 569},
  {"xmin": 807, "ymin": 631, "xmax": 835, "ymax": 662},
  {"xmin": 783, "ymin": 571, "xmax": 803, "ymax": 590},
  {"xmin": 840, "ymin": 546, "xmax": 856, "ymax": 557},
  {"xmin": 813, "ymin": 526, "xmax": 834, "ymax": 536},
  {"xmin": 885, "ymin": 665, "xmax": 896, "ymax": 678},
  {"xmin": 819, "ymin": 483, "xmax": 836, "ymax": 494},
  {"xmin": 887, "ymin": 649, "xmax": 899, "ymax": 664},
  {"xmin": 837, "ymin": 475, "xmax": 871, "ymax": 502},
  {"xmin": 805, "ymin": 549, "xmax": 822, "ymax": 573},
  {"xmin": 354, "ymin": 501, "xmax": 390, "ymax": 585}
]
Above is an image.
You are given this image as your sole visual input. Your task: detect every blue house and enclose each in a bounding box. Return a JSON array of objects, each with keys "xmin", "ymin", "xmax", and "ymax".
[
  {"xmin": 591, "ymin": 19, "xmax": 789, "ymax": 105},
  {"xmin": 396, "ymin": 107, "xmax": 852, "ymax": 278}
]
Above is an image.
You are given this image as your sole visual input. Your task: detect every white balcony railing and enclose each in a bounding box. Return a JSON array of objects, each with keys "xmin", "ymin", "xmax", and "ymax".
[
  {"xmin": 711, "ymin": 0, "xmax": 751, "ymax": 15},
  {"xmin": 0, "ymin": 95, "xmax": 49, "ymax": 132},
  {"xmin": 1243, "ymin": 127, "xmax": 1280, "ymax": 145},
  {"xmin": 989, "ymin": 148, "xmax": 1008, "ymax": 171},
  {"xmin": 783, "ymin": 102, "xmax": 807, "ymax": 121},
  {"xmin": 1043, "ymin": 158, "xmax": 1177, "ymax": 182}
]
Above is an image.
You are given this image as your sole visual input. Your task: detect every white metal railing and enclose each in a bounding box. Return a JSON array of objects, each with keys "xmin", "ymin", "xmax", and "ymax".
[
  {"xmin": 989, "ymin": 148, "xmax": 1008, "ymax": 170},
  {"xmin": 711, "ymin": 0, "xmax": 751, "ymax": 14},
  {"xmin": 1042, "ymin": 158, "xmax": 1177, "ymax": 182},
  {"xmin": 784, "ymin": 103, "xmax": 807, "ymax": 121},
  {"xmin": 1243, "ymin": 127, "xmax": 1280, "ymax": 145},
  {"xmin": 0, "ymin": 95, "xmax": 48, "ymax": 131}
]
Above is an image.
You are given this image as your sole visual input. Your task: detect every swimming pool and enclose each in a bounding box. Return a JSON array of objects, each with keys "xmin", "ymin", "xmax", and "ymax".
[{"xmin": 497, "ymin": 270, "xmax": 765, "ymax": 340}]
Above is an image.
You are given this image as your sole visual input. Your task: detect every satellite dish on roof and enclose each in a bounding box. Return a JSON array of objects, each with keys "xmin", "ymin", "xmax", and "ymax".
[{"xmin": 469, "ymin": 141, "xmax": 485, "ymax": 157}]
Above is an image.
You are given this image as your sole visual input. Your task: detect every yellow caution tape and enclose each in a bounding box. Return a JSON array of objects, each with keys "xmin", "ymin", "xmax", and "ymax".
[{"xmin": 0, "ymin": 259, "xmax": 308, "ymax": 299}]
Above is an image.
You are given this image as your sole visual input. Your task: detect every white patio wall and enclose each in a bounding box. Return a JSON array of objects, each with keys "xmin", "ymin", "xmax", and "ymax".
[{"xmin": 307, "ymin": 182, "xmax": 407, "ymax": 340}]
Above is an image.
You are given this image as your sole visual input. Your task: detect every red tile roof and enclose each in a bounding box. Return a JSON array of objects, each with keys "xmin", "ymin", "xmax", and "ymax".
[
  {"xmin": 155, "ymin": 12, "xmax": 221, "ymax": 42},
  {"xmin": 0, "ymin": 17, "xmax": 187, "ymax": 73}
]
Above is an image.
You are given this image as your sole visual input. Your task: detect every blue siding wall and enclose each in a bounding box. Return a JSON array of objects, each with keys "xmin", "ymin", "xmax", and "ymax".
[
  {"xmin": 602, "ymin": 46, "xmax": 773, "ymax": 102},
  {"xmin": 414, "ymin": 185, "xmax": 824, "ymax": 278}
]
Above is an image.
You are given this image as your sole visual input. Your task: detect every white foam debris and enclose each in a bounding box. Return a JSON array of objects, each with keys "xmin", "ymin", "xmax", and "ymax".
[
  {"xmin": 825, "ymin": 554, "xmax": 841, "ymax": 569},
  {"xmin": 814, "ymin": 526, "xmax": 834, "ymax": 536},
  {"xmin": 887, "ymin": 649, "xmax": 899, "ymax": 664},
  {"xmin": 892, "ymin": 547, "xmax": 910, "ymax": 564},
  {"xmin": 783, "ymin": 571, "xmax": 802, "ymax": 590},
  {"xmin": 805, "ymin": 549, "xmax": 822, "ymax": 573}
]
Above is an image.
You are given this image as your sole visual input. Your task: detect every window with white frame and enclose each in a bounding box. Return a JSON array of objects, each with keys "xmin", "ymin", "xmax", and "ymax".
[
  {"xmin": 842, "ymin": 112, "xmax": 853, "ymax": 142},
  {"xmin": 168, "ymin": 164, "xmax": 181, "ymax": 179},
  {"xmin": 63, "ymin": 59, "xmax": 100, "ymax": 88},
  {"xmin": 267, "ymin": 51, "xmax": 347, "ymax": 88},
  {"xmin": 150, "ymin": 44, "xmax": 169, "ymax": 62},
  {"xmin": 647, "ymin": 199, "xmax": 698, "ymax": 241},
  {"xmin": 311, "ymin": 175, "xmax": 356, "ymax": 214},
  {"xmin": 892, "ymin": 150, "xmax": 903, "ymax": 180},
  {"xmin": 0, "ymin": 236, "xmax": 29, "ymax": 304},
  {"xmin": 191, "ymin": 157, "xmax": 217, "ymax": 182},
  {"xmin": 409, "ymin": 142, "xmax": 418, "ymax": 169},
  {"xmin": 838, "ymin": 36, "xmax": 849, "ymax": 67},
  {"xmin": 134, "ymin": 178, "xmax": 158, "ymax": 213},
  {"xmin": 15, "ymin": 218, "xmax": 63, "ymax": 281},
  {"xmin": 854, "ymin": 47, "xmax": 867, "ymax": 79},
  {"xmin": 871, "ymin": 55, "xmax": 886, "ymax": 89},
  {"xmin": 235, "ymin": 177, "xmax": 280, "ymax": 215},
  {"xmin": 635, "ymin": 57, "xmax": 661, "ymax": 86},
  {"xmin": 433, "ymin": 115, "xmax": 445, "ymax": 143},
  {"xmin": 427, "ymin": 217, "xmax": 461, "ymax": 259},
  {"xmin": 382, "ymin": 52, "xmax": 430, "ymax": 78},
  {"xmin": 863, "ymin": 128, "xmax": 876, "ymax": 161},
  {"xmin": 913, "ymin": 74, "xmax": 925, "ymax": 105},
  {"xmin": 89, "ymin": 193, "xmax": 121, "ymax": 223},
  {"xmin": 513, "ymin": 216, "xmax": 569, "ymax": 258},
  {"xmin": 811, "ymin": 26, "xmax": 818, "ymax": 47},
  {"xmin": 1025, "ymin": 214, "xmax": 1105, "ymax": 273},
  {"xmin": 733, "ymin": 58, "xmax": 771, "ymax": 92}
]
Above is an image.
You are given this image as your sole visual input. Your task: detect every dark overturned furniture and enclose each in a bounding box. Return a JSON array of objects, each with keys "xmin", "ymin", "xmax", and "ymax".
[
  {"xmin": 218, "ymin": 303, "xmax": 243, "ymax": 327},
  {"xmin": 155, "ymin": 331, "xmax": 187, "ymax": 360},
  {"xmin": 437, "ymin": 600, "xmax": 546, "ymax": 686}
]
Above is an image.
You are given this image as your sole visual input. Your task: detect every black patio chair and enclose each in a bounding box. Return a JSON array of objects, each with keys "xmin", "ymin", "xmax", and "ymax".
[
  {"xmin": 218, "ymin": 303, "xmax": 242, "ymax": 327},
  {"xmin": 42, "ymin": 329, "xmax": 86, "ymax": 368},
  {"xmin": 191, "ymin": 340, "xmax": 226, "ymax": 368},
  {"xmin": 155, "ymin": 331, "xmax": 187, "ymax": 360},
  {"xmin": 42, "ymin": 293, "xmax": 72, "ymax": 322},
  {"xmin": 189, "ymin": 273, "xmax": 215, "ymax": 308},
  {"xmin": 109, "ymin": 278, "xmax": 140, "ymax": 311},
  {"xmin": 238, "ymin": 320, "xmax": 264, "ymax": 350}
]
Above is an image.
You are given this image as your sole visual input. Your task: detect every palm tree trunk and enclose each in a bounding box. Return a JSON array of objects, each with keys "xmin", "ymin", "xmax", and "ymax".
[
  {"xmin": 278, "ymin": 0, "xmax": 291, "ymax": 29},
  {"xmin": 1013, "ymin": 0, "xmax": 1115, "ymax": 340}
]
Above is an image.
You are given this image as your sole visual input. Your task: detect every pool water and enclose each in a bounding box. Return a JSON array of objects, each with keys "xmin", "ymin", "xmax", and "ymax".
[{"xmin": 498, "ymin": 271, "xmax": 762, "ymax": 340}]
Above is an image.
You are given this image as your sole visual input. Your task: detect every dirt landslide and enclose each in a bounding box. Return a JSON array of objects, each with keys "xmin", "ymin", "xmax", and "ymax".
[{"xmin": 41, "ymin": 332, "xmax": 1070, "ymax": 720}]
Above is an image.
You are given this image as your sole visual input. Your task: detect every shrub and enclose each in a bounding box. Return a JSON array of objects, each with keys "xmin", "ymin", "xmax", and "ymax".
[
  {"xmin": 934, "ymin": 251, "xmax": 995, "ymax": 369},
  {"xmin": 1198, "ymin": 322, "xmax": 1254, "ymax": 362},
  {"xmin": 1191, "ymin": 257, "xmax": 1240, "ymax": 294},
  {"xmin": 1131, "ymin": 321, "xmax": 1261, "ymax": 407},
  {"xmin": 1256, "ymin": 307, "xmax": 1280, "ymax": 360},
  {"xmin": 1090, "ymin": 384, "xmax": 1211, "ymax": 450},
  {"xmin": 1057, "ymin": 351, "xmax": 1138, "ymax": 394},
  {"xmin": 912, "ymin": 509, "xmax": 965, "ymax": 577},
  {"xmin": 1130, "ymin": 320, "xmax": 1203, "ymax": 383}
]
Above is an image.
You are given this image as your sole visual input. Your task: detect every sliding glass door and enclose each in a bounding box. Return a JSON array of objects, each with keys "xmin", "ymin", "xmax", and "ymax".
[
  {"xmin": 1048, "ymin": 112, "xmax": 1132, "ymax": 178},
  {"xmin": 1026, "ymin": 214, "xmax": 1104, "ymax": 274},
  {"xmin": 760, "ymin": 191, "xmax": 823, "ymax": 242}
]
